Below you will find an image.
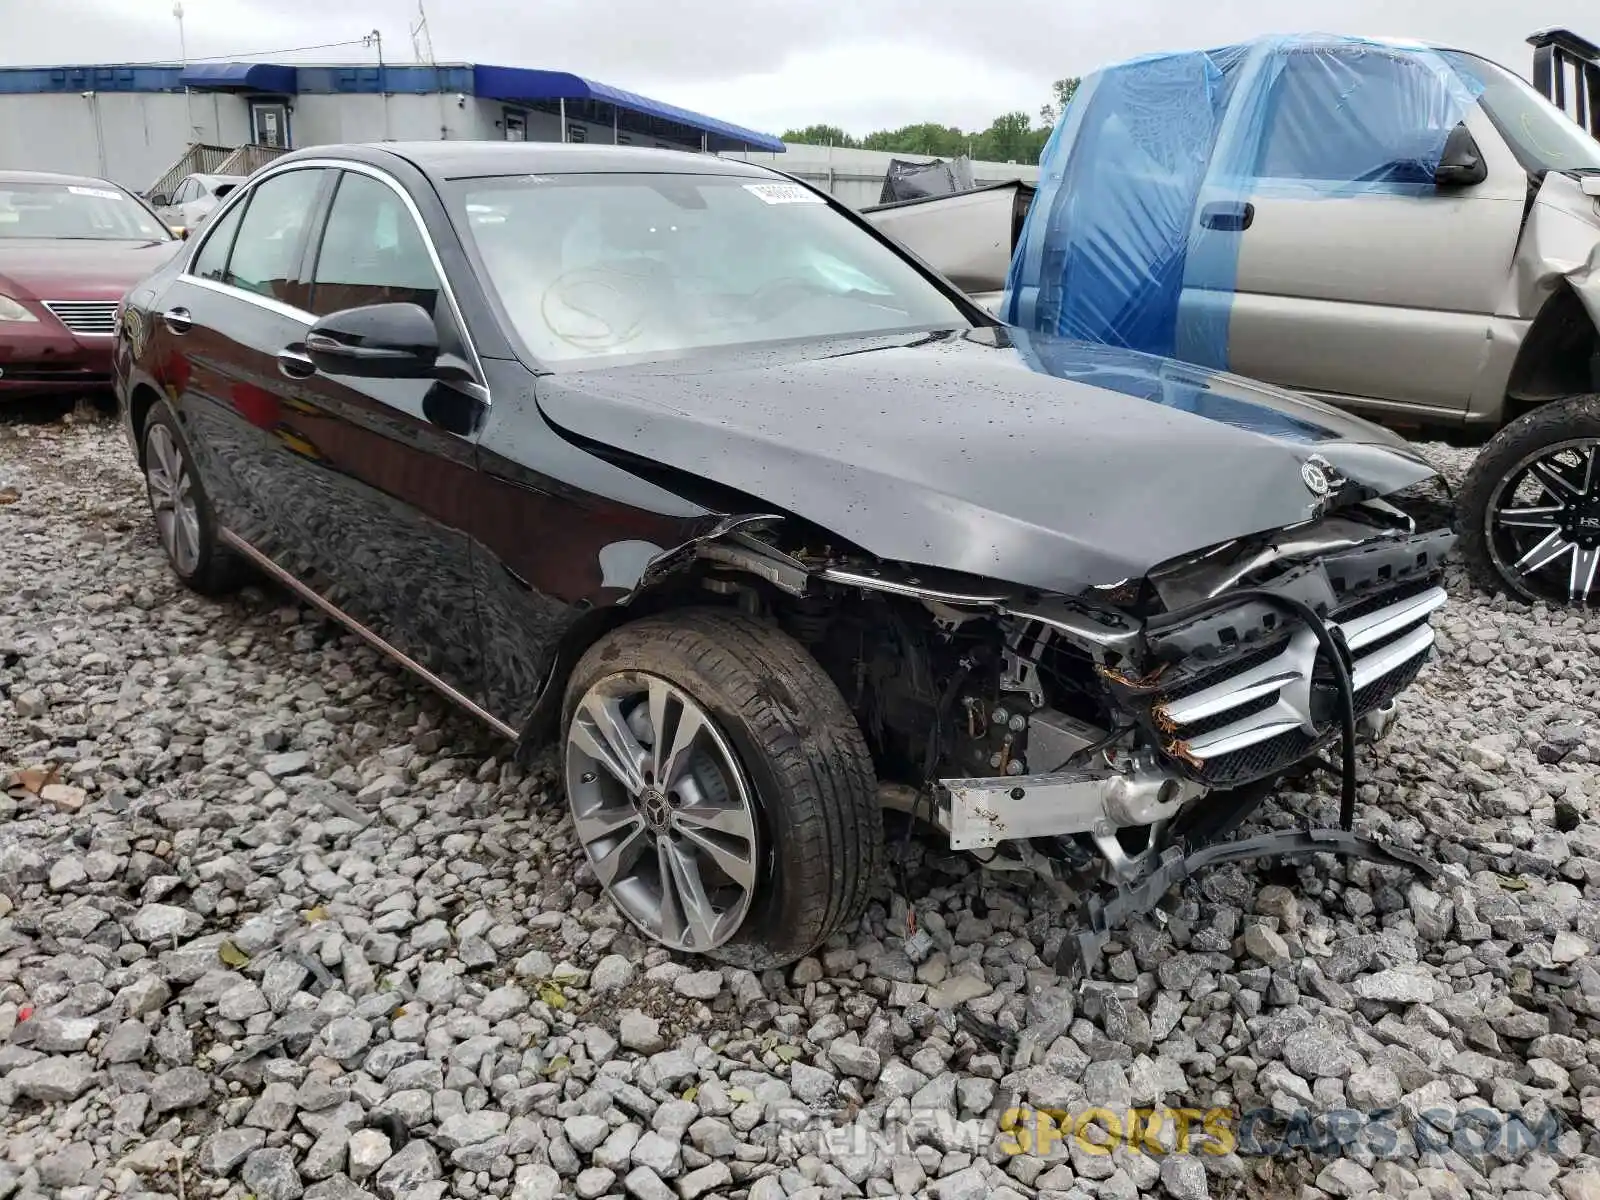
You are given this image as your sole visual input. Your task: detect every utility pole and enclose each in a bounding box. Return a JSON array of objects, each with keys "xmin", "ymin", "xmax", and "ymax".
[
  {"xmin": 363, "ymin": 29, "xmax": 390, "ymax": 141},
  {"xmin": 174, "ymin": 1, "xmax": 195, "ymax": 142},
  {"xmin": 411, "ymin": 0, "xmax": 450, "ymax": 140}
]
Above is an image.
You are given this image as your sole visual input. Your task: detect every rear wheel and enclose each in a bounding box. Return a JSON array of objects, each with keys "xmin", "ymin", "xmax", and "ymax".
[
  {"xmin": 562, "ymin": 609, "xmax": 882, "ymax": 970},
  {"xmin": 1458, "ymin": 396, "xmax": 1600, "ymax": 607},
  {"xmin": 141, "ymin": 404, "xmax": 242, "ymax": 595}
]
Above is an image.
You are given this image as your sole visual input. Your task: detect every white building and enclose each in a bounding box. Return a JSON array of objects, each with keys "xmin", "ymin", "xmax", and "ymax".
[{"xmin": 0, "ymin": 60, "xmax": 1038, "ymax": 209}]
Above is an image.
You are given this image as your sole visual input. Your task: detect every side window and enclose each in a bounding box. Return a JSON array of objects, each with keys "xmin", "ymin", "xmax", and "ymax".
[
  {"xmin": 190, "ymin": 196, "xmax": 246, "ymax": 281},
  {"xmin": 309, "ymin": 171, "xmax": 442, "ymax": 317},
  {"xmin": 224, "ymin": 168, "xmax": 326, "ymax": 307},
  {"xmin": 1256, "ymin": 49, "xmax": 1451, "ymax": 186}
]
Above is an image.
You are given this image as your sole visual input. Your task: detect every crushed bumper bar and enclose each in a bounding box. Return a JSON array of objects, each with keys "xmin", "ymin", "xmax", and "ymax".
[{"xmin": 1054, "ymin": 826, "xmax": 1438, "ymax": 980}]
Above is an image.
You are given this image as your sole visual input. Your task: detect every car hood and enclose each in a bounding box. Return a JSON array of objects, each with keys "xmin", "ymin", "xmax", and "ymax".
[
  {"xmin": 0, "ymin": 239, "xmax": 181, "ymax": 301},
  {"xmin": 534, "ymin": 326, "xmax": 1436, "ymax": 596}
]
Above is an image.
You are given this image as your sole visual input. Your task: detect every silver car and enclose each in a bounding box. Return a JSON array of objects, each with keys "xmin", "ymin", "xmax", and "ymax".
[{"xmin": 150, "ymin": 172, "xmax": 243, "ymax": 235}]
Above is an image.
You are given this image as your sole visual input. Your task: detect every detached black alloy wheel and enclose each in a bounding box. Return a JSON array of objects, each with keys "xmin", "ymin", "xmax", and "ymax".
[
  {"xmin": 1459, "ymin": 395, "xmax": 1600, "ymax": 607},
  {"xmin": 140, "ymin": 405, "xmax": 241, "ymax": 595},
  {"xmin": 562, "ymin": 609, "xmax": 882, "ymax": 970}
]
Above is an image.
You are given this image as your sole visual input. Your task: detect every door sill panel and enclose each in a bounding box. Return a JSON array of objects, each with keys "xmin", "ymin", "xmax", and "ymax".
[{"xmin": 218, "ymin": 528, "xmax": 520, "ymax": 741}]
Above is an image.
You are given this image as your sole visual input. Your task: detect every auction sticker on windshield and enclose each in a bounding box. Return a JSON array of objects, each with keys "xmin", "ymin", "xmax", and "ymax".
[
  {"xmin": 67, "ymin": 186, "xmax": 123, "ymax": 201},
  {"xmin": 743, "ymin": 183, "xmax": 824, "ymax": 205}
]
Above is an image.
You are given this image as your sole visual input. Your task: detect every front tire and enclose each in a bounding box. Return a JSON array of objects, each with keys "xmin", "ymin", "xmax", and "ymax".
[
  {"xmin": 562, "ymin": 609, "xmax": 882, "ymax": 970},
  {"xmin": 1457, "ymin": 396, "xmax": 1600, "ymax": 607},
  {"xmin": 141, "ymin": 404, "xmax": 242, "ymax": 595}
]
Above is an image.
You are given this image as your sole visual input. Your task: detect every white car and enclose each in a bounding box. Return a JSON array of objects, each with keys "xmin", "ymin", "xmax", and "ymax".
[{"xmin": 151, "ymin": 173, "xmax": 243, "ymax": 235}]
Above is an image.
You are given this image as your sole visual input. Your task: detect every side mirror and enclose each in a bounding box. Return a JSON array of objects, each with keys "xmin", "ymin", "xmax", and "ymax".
[
  {"xmin": 1435, "ymin": 123, "xmax": 1487, "ymax": 189},
  {"xmin": 151, "ymin": 194, "xmax": 170, "ymax": 208},
  {"xmin": 305, "ymin": 303, "xmax": 439, "ymax": 379}
]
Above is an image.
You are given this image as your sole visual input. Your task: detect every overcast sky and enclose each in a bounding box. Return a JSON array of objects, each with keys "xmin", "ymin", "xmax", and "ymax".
[{"xmin": 0, "ymin": 0, "xmax": 1591, "ymax": 136}]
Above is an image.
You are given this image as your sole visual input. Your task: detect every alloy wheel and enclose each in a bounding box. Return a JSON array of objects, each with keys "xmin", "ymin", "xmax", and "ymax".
[
  {"xmin": 565, "ymin": 671, "xmax": 760, "ymax": 953},
  {"xmin": 144, "ymin": 423, "xmax": 201, "ymax": 576},
  {"xmin": 1486, "ymin": 437, "xmax": 1600, "ymax": 606}
]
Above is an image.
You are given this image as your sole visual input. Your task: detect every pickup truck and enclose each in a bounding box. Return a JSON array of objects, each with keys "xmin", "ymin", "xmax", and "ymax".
[{"xmin": 863, "ymin": 30, "xmax": 1600, "ymax": 608}]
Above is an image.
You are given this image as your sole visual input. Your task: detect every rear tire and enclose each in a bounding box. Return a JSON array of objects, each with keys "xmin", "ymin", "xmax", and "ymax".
[
  {"xmin": 140, "ymin": 403, "xmax": 243, "ymax": 595},
  {"xmin": 1457, "ymin": 395, "xmax": 1600, "ymax": 606},
  {"xmin": 562, "ymin": 608, "xmax": 882, "ymax": 970}
]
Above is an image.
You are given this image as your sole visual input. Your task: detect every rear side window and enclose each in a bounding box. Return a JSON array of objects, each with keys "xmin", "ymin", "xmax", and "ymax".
[
  {"xmin": 223, "ymin": 168, "xmax": 326, "ymax": 307},
  {"xmin": 190, "ymin": 199, "xmax": 245, "ymax": 281},
  {"xmin": 309, "ymin": 171, "xmax": 441, "ymax": 318}
]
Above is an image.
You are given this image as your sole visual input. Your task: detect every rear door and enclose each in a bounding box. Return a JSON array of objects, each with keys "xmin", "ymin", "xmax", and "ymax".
[
  {"xmin": 1199, "ymin": 46, "xmax": 1525, "ymax": 418},
  {"xmin": 157, "ymin": 165, "xmax": 332, "ymax": 537},
  {"xmin": 252, "ymin": 164, "xmax": 492, "ymax": 707}
]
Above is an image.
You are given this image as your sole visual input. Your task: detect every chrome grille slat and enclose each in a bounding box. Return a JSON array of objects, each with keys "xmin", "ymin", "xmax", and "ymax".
[
  {"xmin": 42, "ymin": 300, "xmax": 119, "ymax": 336},
  {"xmin": 1162, "ymin": 585, "xmax": 1447, "ymax": 774}
]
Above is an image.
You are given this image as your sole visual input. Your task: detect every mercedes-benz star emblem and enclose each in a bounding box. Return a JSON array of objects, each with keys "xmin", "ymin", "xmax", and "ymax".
[{"xmin": 1301, "ymin": 458, "xmax": 1332, "ymax": 497}]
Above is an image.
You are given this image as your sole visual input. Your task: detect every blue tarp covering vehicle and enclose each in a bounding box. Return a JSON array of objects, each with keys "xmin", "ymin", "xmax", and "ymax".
[{"xmin": 1001, "ymin": 34, "xmax": 1489, "ymax": 366}]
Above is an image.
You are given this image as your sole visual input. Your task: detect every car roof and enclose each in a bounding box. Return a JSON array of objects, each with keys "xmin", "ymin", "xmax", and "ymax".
[
  {"xmin": 270, "ymin": 141, "xmax": 787, "ymax": 183},
  {"xmin": 0, "ymin": 169, "xmax": 125, "ymax": 189}
]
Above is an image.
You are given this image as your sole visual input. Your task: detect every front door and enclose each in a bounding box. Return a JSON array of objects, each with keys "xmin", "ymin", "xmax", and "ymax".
[
  {"xmin": 250, "ymin": 100, "xmax": 291, "ymax": 149},
  {"xmin": 1190, "ymin": 46, "xmax": 1525, "ymax": 418},
  {"xmin": 257, "ymin": 166, "xmax": 490, "ymax": 701}
]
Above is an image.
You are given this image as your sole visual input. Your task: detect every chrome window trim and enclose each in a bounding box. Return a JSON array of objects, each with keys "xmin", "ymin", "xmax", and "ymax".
[{"xmin": 178, "ymin": 156, "xmax": 489, "ymax": 398}]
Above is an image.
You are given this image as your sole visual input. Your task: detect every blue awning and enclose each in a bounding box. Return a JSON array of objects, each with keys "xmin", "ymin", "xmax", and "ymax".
[
  {"xmin": 472, "ymin": 66, "xmax": 784, "ymax": 153},
  {"xmin": 180, "ymin": 62, "xmax": 298, "ymax": 93}
]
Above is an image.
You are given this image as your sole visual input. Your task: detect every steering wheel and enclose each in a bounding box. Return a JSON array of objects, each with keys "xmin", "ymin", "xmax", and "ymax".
[{"xmin": 540, "ymin": 264, "xmax": 658, "ymax": 351}]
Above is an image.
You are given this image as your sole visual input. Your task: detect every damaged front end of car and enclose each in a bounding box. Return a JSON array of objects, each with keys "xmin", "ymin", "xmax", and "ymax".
[{"xmin": 650, "ymin": 493, "xmax": 1452, "ymax": 977}]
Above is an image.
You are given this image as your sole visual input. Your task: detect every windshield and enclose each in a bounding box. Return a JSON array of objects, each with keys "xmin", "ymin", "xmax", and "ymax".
[
  {"xmin": 1442, "ymin": 51, "xmax": 1600, "ymax": 174},
  {"xmin": 0, "ymin": 181, "xmax": 170, "ymax": 241},
  {"xmin": 449, "ymin": 173, "xmax": 970, "ymax": 365}
]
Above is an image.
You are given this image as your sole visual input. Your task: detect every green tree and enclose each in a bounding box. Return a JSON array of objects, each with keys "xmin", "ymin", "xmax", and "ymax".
[
  {"xmin": 972, "ymin": 111, "xmax": 1036, "ymax": 163},
  {"xmin": 779, "ymin": 124, "xmax": 860, "ymax": 148},
  {"xmin": 1039, "ymin": 76, "xmax": 1082, "ymax": 126},
  {"xmin": 860, "ymin": 122, "xmax": 970, "ymax": 157}
]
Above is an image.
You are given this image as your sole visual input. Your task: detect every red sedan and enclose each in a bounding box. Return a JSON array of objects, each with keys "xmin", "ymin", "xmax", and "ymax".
[{"xmin": 0, "ymin": 170, "xmax": 182, "ymax": 397}]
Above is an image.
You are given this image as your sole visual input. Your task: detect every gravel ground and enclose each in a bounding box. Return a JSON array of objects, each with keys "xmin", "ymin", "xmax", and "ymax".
[{"xmin": 1, "ymin": 410, "xmax": 1598, "ymax": 1200}]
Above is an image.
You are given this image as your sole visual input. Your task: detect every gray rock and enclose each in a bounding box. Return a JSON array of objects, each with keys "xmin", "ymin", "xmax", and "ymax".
[
  {"xmin": 30, "ymin": 1015, "xmax": 97, "ymax": 1052},
  {"xmin": 374, "ymin": 1139, "xmax": 441, "ymax": 1199},
  {"xmin": 265, "ymin": 750, "xmax": 313, "ymax": 777},
  {"xmin": 631, "ymin": 1131, "xmax": 683, "ymax": 1178},
  {"xmin": 241, "ymin": 1147, "xmax": 305, "ymax": 1200},
  {"xmin": 129, "ymin": 902, "xmax": 201, "ymax": 942},
  {"xmin": 1351, "ymin": 967, "xmax": 1439, "ymax": 1005},
  {"xmin": 673, "ymin": 970, "xmax": 724, "ymax": 1000},
  {"xmin": 348, "ymin": 1130, "xmax": 392, "ymax": 1182},
  {"xmin": 149, "ymin": 1065, "xmax": 210, "ymax": 1113},
  {"xmin": 931, "ymin": 1165, "xmax": 989, "ymax": 1200},
  {"xmin": 512, "ymin": 1164, "xmax": 565, "ymax": 1200},
  {"xmin": 202, "ymin": 1127, "xmax": 267, "ymax": 1176},
  {"xmin": 789, "ymin": 1061, "xmax": 836, "ymax": 1105},
  {"xmin": 624, "ymin": 1165, "xmax": 676, "ymax": 1200},
  {"xmin": 1160, "ymin": 1153, "xmax": 1209, "ymax": 1200},
  {"xmin": 1282, "ymin": 1027, "xmax": 1358, "ymax": 1080},
  {"xmin": 619, "ymin": 1009, "xmax": 666, "ymax": 1053},
  {"xmin": 565, "ymin": 1114, "xmax": 611, "ymax": 1154},
  {"xmin": 574, "ymin": 1167, "xmax": 616, "ymax": 1200},
  {"xmin": 678, "ymin": 1162, "xmax": 733, "ymax": 1200},
  {"xmin": 591, "ymin": 954, "xmax": 636, "ymax": 994},
  {"xmin": 1242, "ymin": 924, "xmax": 1290, "ymax": 966},
  {"xmin": 827, "ymin": 1041, "xmax": 881, "ymax": 1080},
  {"xmin": 435, "ymin": 1109, "xmax": 511, "ymax": 1150}
]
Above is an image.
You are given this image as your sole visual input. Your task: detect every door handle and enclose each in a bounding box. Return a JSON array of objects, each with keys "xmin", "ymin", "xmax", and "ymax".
[
  {"xmin": 1199, "ymin": 201, "xmax": 1255, "ymax": 232},
  {"xmin": 276, "ymin": 347, "xmax": 317, "ymax": 379},
  {"xmin": 161, "ymin": 306, "xmax": 193, "ymax": 334}
]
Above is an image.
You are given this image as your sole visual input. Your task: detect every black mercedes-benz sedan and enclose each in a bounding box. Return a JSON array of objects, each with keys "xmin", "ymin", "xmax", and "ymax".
[{"xmin": 114, "ymin": 142, "xmax": 1453, "ymax": 970}]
